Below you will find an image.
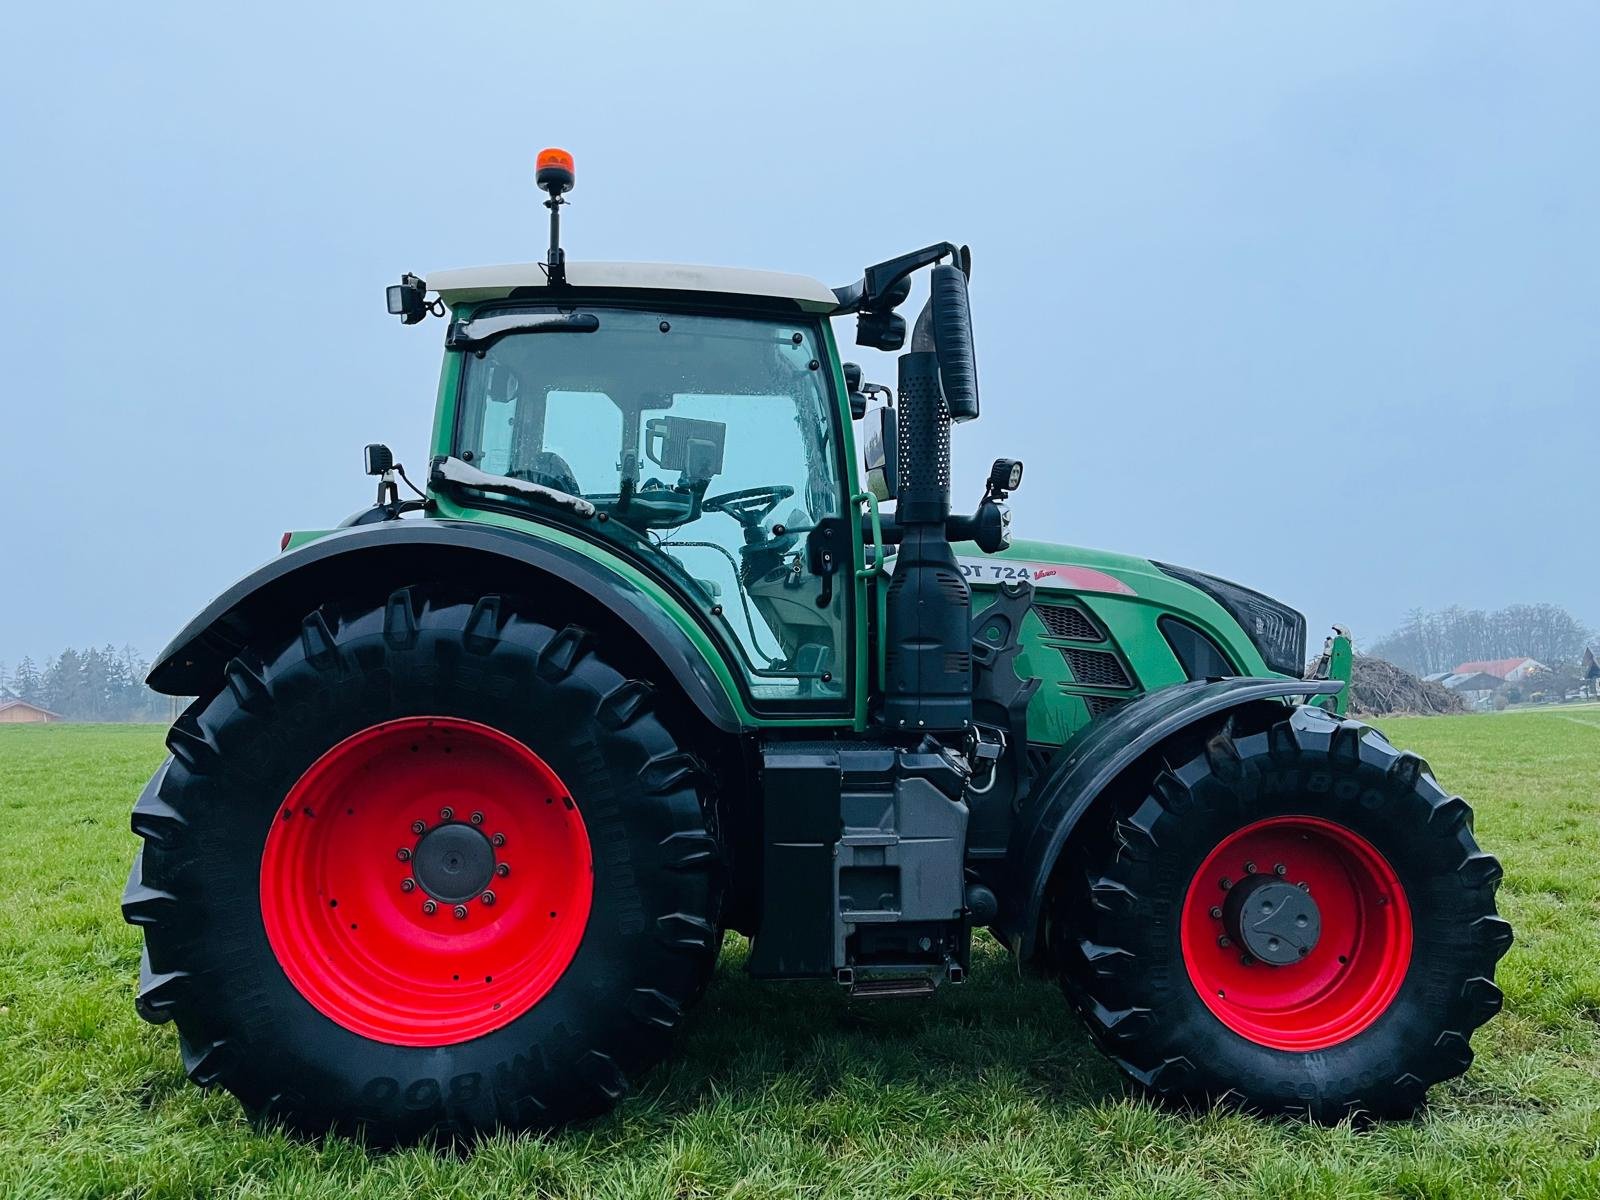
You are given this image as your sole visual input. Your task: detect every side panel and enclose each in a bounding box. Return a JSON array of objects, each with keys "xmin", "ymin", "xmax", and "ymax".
[
  {"xmin": 992, "ymin": 677, "xmax": 1340, "ymax": 958},
  {"xmin": 958, "ymin": 539, "xmax": 1280, "ymax": 749}
]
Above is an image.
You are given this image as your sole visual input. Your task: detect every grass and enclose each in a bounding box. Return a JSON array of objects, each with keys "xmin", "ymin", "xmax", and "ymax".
[{"xmin": 1, "ymin": 710, "xmax": 1597, "ymax": 1198}]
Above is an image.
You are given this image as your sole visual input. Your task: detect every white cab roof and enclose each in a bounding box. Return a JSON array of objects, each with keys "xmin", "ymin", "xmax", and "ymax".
[{"xmin": 426, "ymin": 261, "xmax": 839, "ymax": 312}]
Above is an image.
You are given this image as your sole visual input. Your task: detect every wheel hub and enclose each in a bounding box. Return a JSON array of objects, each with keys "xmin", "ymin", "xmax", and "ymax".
[
  {"xmin": 1223, "ymin": 874, "xmax": 1321, "ymax": 965},
  {"xmin": 412, "ymin": 823, "xmax": 495, "ymax": 904}
]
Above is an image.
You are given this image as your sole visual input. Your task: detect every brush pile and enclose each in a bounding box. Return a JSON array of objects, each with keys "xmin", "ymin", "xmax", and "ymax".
[{"xmin": 1347, "ymin": 655, "xmax": 1466, "ymax": 716}]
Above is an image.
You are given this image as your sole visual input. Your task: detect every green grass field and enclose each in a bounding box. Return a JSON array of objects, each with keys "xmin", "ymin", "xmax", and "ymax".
[{"xmin": 2, "ymin": 710, "xmax": 1597, "ymax": 1199}]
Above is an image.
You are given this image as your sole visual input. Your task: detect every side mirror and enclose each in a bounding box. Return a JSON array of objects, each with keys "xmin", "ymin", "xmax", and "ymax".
[
  {"xmin": 385, "ymin": 273, "xmax": 429, "ymax": 325},
  {"xmin": 930, "ymin": 263, "xmax": 978, "ymax": 421},
  {"xmin": 862, "ymin": 405, "xmax": 899, "ymax": 502}
]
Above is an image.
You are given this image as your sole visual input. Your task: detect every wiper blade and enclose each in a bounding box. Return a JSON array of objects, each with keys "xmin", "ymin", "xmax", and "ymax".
[
  {"xmin": 430, "ymin": 456, "xmax": 597, "ymax": 519},
  {"xmin": 445, "ymin": 311, "xmax": 599, "ymax": 351}
]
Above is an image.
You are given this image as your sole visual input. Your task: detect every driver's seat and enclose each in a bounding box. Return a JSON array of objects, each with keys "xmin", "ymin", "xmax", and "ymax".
[{"xmin": 517, "ymin": 451, "xmax": 581, "ymax": 496}]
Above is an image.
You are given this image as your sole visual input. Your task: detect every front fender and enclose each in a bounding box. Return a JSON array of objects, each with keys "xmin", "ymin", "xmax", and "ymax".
[
  {"xmin": 994, "ymin": 676, "xmax": 1341, "ymax": 958},
  {"xmin": 147, "ymin": 520, "xmax": 743, "ymax": 732}
]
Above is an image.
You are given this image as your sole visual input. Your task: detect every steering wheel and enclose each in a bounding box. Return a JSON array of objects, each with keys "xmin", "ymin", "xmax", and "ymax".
[{"xmin": 702, "ymin": 485, "xmax": 795, "ymax": 533}]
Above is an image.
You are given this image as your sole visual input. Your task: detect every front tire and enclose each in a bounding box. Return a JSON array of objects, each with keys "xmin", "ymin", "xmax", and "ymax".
[
  {"xmin": 122, "ymin": 589, "xmax": 722, "ymax": 1141},
  {"xmin": 1056, "ymin": 704, "xmax": 1511, "ymax": 1119}
]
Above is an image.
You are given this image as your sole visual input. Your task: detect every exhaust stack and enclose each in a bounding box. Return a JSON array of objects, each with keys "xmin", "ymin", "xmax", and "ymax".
[{"xmin": 881, "ymin": 263, "xmax": 980, "ymax": 733}]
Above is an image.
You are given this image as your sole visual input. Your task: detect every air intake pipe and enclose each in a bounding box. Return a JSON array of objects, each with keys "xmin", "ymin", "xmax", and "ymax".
[{"xmin": 881, "ymin": 264, "xmax": 979, "ymax": 733}]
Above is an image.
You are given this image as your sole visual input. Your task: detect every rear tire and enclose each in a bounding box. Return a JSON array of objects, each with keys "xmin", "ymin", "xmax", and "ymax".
[
  {"xmin": 1055, "ymin": 704, "xmax": 1510, "ymax": 1120},
  {"xmin": 122, "ymin": 589, "xmax": 723, "ymax": 1141}
]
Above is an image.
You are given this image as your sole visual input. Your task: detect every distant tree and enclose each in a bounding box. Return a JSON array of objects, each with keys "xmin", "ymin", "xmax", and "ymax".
[
  {"xmin": 10, "ymin": 656, "xmax": 42, "ymax": 702},
  {"xmin": 6, "ymin": 646, "xmax": 166, "ymax": 721},
  {"xmin": 1370, "ymin": 604, "xmax": 1595, "ymax": 676},
  {"xmin": 1493, "ymin": 604, "xmax": 1593, "ymax": 667},
  {"xmin": 40, "ymin": 648, "xmax": 86, "ymax": 717}
]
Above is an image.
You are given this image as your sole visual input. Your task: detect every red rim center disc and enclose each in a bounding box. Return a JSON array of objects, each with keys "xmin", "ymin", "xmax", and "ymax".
[
  {"xmin": 1180, "ymin": 814, "xmax": 1412, "ymax": 1051},
  {"xmin": 260, "ymin": 717, "xmax": 592, "ymax": 1046}
]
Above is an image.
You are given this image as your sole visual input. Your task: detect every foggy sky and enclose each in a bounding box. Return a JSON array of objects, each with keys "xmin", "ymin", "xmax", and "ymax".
[{"xmin": 2, "ymin": 2, "xmax": 1595, "ymax": 669}]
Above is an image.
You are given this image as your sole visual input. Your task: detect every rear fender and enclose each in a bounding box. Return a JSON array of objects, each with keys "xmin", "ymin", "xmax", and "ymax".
[
  {"xmin": 147, "ymin": 520, "xmax": 742, "ymax": 732},
  {"xmin": 993, "ymin": 676, "xmax": 1341, "ymax": 958}
]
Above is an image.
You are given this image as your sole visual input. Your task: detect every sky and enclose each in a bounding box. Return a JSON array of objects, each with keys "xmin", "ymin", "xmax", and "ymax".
[{"xmin": 1, "ymin": 2, "xmax": 1595, "ymax": 670}]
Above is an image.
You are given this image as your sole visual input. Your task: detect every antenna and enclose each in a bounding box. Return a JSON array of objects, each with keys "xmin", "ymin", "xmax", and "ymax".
[{"xmin": 536, "ymin": 148, "xmax": 575, "ymax": 286}]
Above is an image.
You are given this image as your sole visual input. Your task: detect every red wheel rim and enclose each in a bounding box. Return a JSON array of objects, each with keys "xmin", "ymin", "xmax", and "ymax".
[
  {"xmin": 260, "ymin": 717, "xmax": 592, "ymax": 1046},
  {"xmin": 1180, "ymin": 815, "xmax": 1412, "ymax": 1051}
]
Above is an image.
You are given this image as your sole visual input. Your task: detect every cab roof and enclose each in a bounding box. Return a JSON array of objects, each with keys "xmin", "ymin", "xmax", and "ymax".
[{"xmin": 426, "ymin": 261, "xmax": 840, "ymax": 313}]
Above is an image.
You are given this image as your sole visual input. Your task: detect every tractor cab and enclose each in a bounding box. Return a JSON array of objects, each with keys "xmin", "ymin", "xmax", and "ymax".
[{"xmin": 434, "ymin": 273, "xmax": 853, "ymax": 701}]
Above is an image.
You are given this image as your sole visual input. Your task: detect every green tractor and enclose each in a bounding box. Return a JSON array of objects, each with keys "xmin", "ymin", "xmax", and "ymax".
[{"xmin": 124, "ymin": 150, "xmax": 1510, "ymax": 1141}]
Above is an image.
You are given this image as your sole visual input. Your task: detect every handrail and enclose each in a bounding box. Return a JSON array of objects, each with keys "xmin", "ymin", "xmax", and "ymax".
[
  {"xmin": 852, "ymin": 490, "xmax": 889, "ymax": 692},
  {"xmin": 854, "ymin": 491, "xmax": 887, "ymax": 580}
]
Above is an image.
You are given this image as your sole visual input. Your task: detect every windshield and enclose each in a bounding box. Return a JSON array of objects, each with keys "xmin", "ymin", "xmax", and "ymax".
[{"xmin": 454, "ymin": 306, "xmax": 848, "ymax": 702}]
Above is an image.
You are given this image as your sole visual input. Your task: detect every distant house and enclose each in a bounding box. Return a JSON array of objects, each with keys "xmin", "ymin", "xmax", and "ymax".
[
  {"xmin": 0, "ymin": 698, "xmax": 62, "ymax": 724},
  {"xmin": 1450, "ymin": 657, "xmax": 1546, "ymax": 682},
  {"xmin": 1425, "ymin": 670, "xmax": 1509, "ymax": 710}
]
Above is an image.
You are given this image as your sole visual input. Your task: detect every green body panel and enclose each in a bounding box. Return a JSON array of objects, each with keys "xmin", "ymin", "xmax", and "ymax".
[{"xmin": 965, "ymin": 538, "xmax": 1278, "ymax": 748}]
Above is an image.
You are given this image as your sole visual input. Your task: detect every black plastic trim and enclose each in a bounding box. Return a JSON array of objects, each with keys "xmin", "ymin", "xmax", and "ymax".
[
  {"xmin": 147, "ymin": 520, "xmax": 742, "ymax": 732},
  {"xmin": 1154, "ymin": 562, "xmax": 1307, "ymax": 677},
  {"xmin": 1159, "ymin": 615, "xmax": 1238, "ymax": 680},
  {"xmin": 993, "ymin": 676, "xmax": 1342, "ymax": 958}
]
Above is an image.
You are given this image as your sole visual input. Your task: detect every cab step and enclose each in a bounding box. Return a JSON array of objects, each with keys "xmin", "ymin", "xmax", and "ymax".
[{"xmin": 847, "ymin": 976, "xmax": 938, "ymax": 1000}]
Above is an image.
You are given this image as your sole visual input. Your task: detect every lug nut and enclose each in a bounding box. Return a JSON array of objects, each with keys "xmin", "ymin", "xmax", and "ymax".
[
  {"xmin": 495, "ymin": 863, "xmax": 510, "ymax": 878},
  {"xmin": 1240, "ymin": 953, "xmax": 1255, "ymax": 966},
  {"xmin": 481, "ymin": 890, "xmax": 496, "ymax": 906},
  {"xmin": 1217, "ymin": 935, "xmax": 1231, "ymax": 948},
  {"xmin": 1219, "ymin": 877, "xmax": 1232, "ymax": 891},
  {"xmin": 470, "ymin": 811, "xmax": 484, "ymax": 825},
  {"xmin": 1243, "ymin": 861, "xmax": 1257, "ymax": 875},
  {"xmin": 492, "ymin": 832, "xmax": 506, "ymax": 847},
  {"xmin": 1209, "ymin": 906, "xmax": 1222, "ymax": 919},
  {"xmin": 422, "ymin": 900, "xmax": 437, "ymax": 915},
  {"xmin": 440, "ymin": 806, "xmax": 454, "ymax": 821},
  {"xmin": 453, "ymin": 904, "xmax": 469, "ymax": 920},
  {"xmin": 1274, "ymin": 863, "xmax": 1287, "ymax": 876},
  {"xmin": 1297, "ymin": 881, "xmax": 1310, "ymax": 892},
  {"xmin": 400, "ymin": 878, "xmax": 416, "ymax": 893},
  {"xmin": 411, "ymin": 820, "xmax": 427, "ymax": 835},
  {"xmin": 396, "ymin": 847, "xmax": 412, "ymax": 862}
]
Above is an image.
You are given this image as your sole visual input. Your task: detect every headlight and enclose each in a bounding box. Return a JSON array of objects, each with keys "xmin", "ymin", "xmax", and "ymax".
[{"xmin": 1155, "ymin": 563, "xmax": 1307, "ymax": 677}]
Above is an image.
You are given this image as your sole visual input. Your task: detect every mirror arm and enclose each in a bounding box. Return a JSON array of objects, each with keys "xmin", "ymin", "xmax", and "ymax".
[
  {"xmin": 830, "ymin": 241, "xmax": 966, "ymax": 313},
  {"xmin": 946, "ymin": 500, "xmax": 1011, "ymax": 554},
  {"xmin": 860, "ymin": 509, "xmax": 905, "ymax": 546},
  {"xmin": 861, "ymin": 503, "xmax": 1010, "ymax": 554}
]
